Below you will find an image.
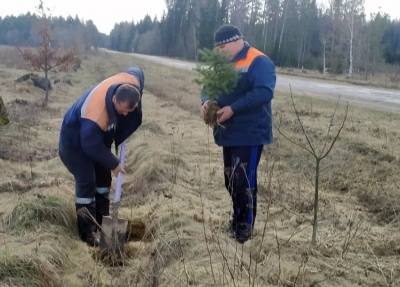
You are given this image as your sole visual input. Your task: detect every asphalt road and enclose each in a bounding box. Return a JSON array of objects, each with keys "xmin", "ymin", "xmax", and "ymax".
[{"xmin": 102, "ymin": 48, "xmax": 400, "ymax": 114}]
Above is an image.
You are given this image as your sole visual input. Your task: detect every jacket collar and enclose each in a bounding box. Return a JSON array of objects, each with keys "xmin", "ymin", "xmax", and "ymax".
[{"xmin": 232, "ymin": 41, "xmax": 251, "ymax": 62}]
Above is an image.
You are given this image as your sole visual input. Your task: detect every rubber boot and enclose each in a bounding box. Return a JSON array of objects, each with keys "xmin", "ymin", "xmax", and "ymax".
[
  {"xmin": 235, "ymin": 222, "xmax": 252, "ymax": 244},
  {"xmin": 76, "ymin": 202, "xmax": 99, "ymax": 247}
]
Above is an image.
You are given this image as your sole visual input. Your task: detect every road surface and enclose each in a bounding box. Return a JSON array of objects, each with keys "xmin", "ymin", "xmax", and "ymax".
[{"xmin": 102, "ymin": 48, "xmax": 400, "ymax": 114}]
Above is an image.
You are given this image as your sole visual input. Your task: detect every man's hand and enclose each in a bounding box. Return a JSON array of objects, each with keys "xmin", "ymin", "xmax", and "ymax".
[
  {"xmin": 217, "ymin": 106, "xmax": 234, "ymax": 124},
  {"xmin": 112, "ymin": 164, "xmax": 126, "ymax": 177},
  {"xmin": 201, "ymin": 100, "xmax": 209, "ymax": 117}
]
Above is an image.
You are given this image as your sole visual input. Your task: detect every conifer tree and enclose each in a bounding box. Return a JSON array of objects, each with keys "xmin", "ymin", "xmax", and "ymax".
[{"xmin": 194, "ymin": 48, "xmax": 238, "ymax": 127}]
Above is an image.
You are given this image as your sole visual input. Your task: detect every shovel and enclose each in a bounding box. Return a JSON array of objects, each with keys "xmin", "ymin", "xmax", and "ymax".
[{"xmin": 99, "ymin": 141, "xmax": 128, "ymax": 253}]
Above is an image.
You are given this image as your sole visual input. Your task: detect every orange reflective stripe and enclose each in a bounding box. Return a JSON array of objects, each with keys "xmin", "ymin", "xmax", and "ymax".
[
  {"xmin": 235, "ymin": 47, "xmax": 267, "ymax": 69},
  {"xmin": 82, "ymin": 87, "xmax": 107, "ymax": 130},
  {"xmin": 83, "ymin": 72, "xmax": 140, "ymax": 130}
]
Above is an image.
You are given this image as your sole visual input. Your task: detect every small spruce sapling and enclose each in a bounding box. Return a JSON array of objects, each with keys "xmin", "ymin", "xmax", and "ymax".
[{"xmin": 194, "ymin": 48, "xmax": 239, "ymax": 128}]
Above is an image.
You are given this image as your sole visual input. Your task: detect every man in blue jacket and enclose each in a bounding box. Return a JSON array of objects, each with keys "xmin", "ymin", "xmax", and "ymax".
[
  {"xmin": 59, "ymin": 67, "xmax": 144, "ymax": 246},
  {"xmin": 201, "ymin": 25, "xmax": 276, "ymax": 244}
]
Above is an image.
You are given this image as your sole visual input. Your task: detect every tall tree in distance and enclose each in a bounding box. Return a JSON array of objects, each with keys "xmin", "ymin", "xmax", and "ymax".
[
  {"xmin": 198, "ymin": 0, "xmax": 224, "ymax": 50},
  {"xmin": 319, "ymin": 10, "xmax": 333, "ymax": 76},
  {"xmin": 364, "ymin": 12, "xmax": 390, "ymax": 79},
  {"xmin": 342, "ymin": 0, "xmax": 365, "ymax": 78},
  {"xmin": 228, "ymin": 0, "xmax": 251, "ymax": 32},
  {"xmin": 18, "ymin": 0, "xmax": 77, "ymax": 103}
]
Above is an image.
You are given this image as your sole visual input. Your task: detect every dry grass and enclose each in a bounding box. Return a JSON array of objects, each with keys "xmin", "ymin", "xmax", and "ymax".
[
  {"xmin": 0, "ymin": 253, "xmax": 64, "ymax": 287},
  {"xmin": 4, "ymin": 195, "xmax": 76, "ymax": 233},
  {"xmin": 1, "ymin": 46, "xmax": 400, "ymax": 286},
  {"xmin": 0, "ymin": 232, "xmax": 73, "ymax": 287},
  {"xmin": 0, "ymin": 45, "xmax": 29, "ymax": 70}
]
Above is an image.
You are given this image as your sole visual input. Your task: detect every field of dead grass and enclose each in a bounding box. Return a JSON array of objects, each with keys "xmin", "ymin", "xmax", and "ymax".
[{"xmin": 1, "ymin": 46, "xmax": 400, "ymax": 287}]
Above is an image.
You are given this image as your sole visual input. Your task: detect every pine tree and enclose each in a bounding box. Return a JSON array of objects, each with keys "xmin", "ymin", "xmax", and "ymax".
[{"xmin": 194, "ymin": 48, "xmax": 239, "ymax": 127}]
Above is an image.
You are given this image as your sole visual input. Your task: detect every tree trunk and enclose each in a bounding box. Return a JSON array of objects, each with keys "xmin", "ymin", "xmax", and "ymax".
[
  {"xmin": 348, "ymin": 15, "xmax": 354, "ymax": 78},
  {"xmin": 364, "ymin": 42, "xmax": 369, "ymax": 81},
  {"xmin": 44, "ymin": 43, "xmax": 49, "ymax": 103},
  {"xmin": 0, "ymin": 96, "xmax": 10, "ymax": 126},
  {"xmin": 312, "ymin": 158, "xmax": 321, "ymax": 245},
  {"xmin": 278, "ymin": 0, "xmax": 290, "ymax": 52},
  {"xmin": 323, "ymin": 40, "xmax": 326, "ymax": 77},
  {"xmin": 262, "ymin": 0, "xmax": 269, "ymax": 52},
  {"xmin": 194, "ymin": 0, "xmax": 200, "ymax": 61},
  {"xmin": 297, "ymin": 34, "xmax": 304, "ymax": 68},
  {"xmin": 45, "ymin": 69, "xmax": 49, "ymax": 103},
  {"xmin": 301, "ymin": 21, "xmax": 309, "ymax": 68}
]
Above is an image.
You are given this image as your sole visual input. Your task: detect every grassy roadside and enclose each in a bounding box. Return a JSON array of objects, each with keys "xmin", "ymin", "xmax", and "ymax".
[{"xmin": 0, "ymin": 47, "xmax": 399, "ymax": 286}]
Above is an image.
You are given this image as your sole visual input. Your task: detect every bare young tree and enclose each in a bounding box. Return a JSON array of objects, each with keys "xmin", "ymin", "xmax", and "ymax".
[
  {"xmin": 275, "ymin": 88, "xmax": 348, "ymax": 245},
  {"xmin": 18, "ymin": 0, "xmax": 77, "ymax": 103}
]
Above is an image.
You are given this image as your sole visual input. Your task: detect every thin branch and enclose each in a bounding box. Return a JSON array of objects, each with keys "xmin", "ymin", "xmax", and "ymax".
[
  {"xmin": 320, "ymin": 102, "xmax": 349, "ymax": 160},
  {"xmin": 274, "ymin": 223, "xmax": 282, "ymax": 285},
  {"xmin": 171, "ymin": 205, "xmax": 190, "ymax": 285},
  {"xmin": 289, "ymin": 85, "xmax": 317, "ymax": 156},
  {"xmin": 199, "ymin": 189, "xmax": 217, "ymax": 286},
  {"xmin": 319, "ymin": 95, "xmax": 341, "ymax": 157},
  {"xmin": 213, "ymin": 231, "xmax": 238, "ymax": 287},
  {"xmin": 272, "ymin": 112, "xmax": 315, "ymax": 156}
]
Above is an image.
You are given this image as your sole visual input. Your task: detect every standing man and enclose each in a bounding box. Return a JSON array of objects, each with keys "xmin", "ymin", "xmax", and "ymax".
[
  {"xmin": 59, "ymin": 67, "xmax": 145, "ymax": 246},
  {"xmin": 201, "ymin": 25, "xmax": 276, "ymax": 244}
]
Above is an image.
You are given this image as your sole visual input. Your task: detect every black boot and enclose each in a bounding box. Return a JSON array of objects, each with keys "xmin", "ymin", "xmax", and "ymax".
[
  {"xmin": 76, "ymin": 203, "xmax": 99, "ymax": 247},
  {"xmin": 95, "ymin": 192, "xmax": 110, "ymax": 230},
  {"xmin": 234, "ymin": 223, "xmax": 253, "ymax": 244},
  {"xmin": 81, "ymin": 232, "xmax": 99, "ymax": 247}
]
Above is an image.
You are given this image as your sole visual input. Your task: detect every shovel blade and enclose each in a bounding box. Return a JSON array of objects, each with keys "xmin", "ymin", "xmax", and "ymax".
[{"xmin": 99, "ymin": 215, "xmax": 128, "ymax": 253}]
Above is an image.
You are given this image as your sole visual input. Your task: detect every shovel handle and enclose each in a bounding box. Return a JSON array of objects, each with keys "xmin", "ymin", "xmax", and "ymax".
[{"xmin": 114, "ymin": 141, "xmax": 126, "ymax": 203}]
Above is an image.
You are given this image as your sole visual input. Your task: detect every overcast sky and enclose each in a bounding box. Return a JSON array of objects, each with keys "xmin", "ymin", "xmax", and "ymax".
[{"xmin": 1, "ymin": 0, "xmax": 398, "ymax": 35}]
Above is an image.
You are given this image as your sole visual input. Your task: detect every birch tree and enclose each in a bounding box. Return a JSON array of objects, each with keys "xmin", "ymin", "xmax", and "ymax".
[{"xmin": 342, "ymin": 0, "xmax": 364, "ymax": 78}]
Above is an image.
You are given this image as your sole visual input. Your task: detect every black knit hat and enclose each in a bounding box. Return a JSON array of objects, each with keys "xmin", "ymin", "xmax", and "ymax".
[{"xmin": 214, "ymin": 25, "xmax": 243, "ymax": 46}]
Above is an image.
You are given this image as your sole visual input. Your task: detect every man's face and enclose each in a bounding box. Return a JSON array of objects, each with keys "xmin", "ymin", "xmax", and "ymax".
[
  {"xmin": 112, "ymin": 96, "xmax": 139, "ymax": 116},
  {"xmin": 216, "ymin": 41, "xmax": 239, "ymax": 60}
]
